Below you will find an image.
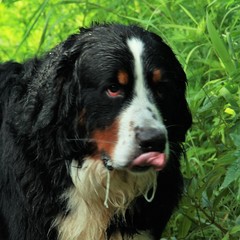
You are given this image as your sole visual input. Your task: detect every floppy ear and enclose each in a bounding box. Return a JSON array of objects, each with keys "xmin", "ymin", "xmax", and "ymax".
[
  {"xmin": 174, "ymin": 93, "xmax": 192, "ymax": 142},
  {"xmin": 152, "ymin": 34, "xmax": 192, "ymax": 142},
  {"xmin": 172, "ymin": 60, "xmax": 192, "ymax": 142},
  {"xmin": 166, "ymin": 61, "xmax": 192, "ymax": 142},
  {"xmin": 171, "ymin": 55, "xmax": 192, "ymax": 142},
  {"xmin": 12, "ymin": 34, "xmax": 82, "ymax": 135}
]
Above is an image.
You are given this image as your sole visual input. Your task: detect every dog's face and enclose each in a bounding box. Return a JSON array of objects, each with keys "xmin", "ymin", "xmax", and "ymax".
[{"xmin": 61, "ymin": 24, "xmax": 192, "ymax": 172}]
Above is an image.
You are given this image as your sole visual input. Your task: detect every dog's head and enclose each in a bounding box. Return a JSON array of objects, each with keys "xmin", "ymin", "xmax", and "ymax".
[
  {"xmin": 68, "ymin": 24, "xmax": 192, "ymax": 172},
  {"xmin": 15, "ymin": 24, "xmax": 192, "ymax": 172}
]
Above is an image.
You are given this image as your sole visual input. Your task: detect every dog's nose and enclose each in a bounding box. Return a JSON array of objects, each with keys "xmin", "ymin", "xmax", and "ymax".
[{"xmin": 135, "ymin": 127, "xmax": 167, "ymax": 153}]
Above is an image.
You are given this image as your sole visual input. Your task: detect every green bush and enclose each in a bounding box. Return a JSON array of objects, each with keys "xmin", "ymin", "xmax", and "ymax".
[{"xmin": 0, "ymin": 0, "xmax": 239, "ymax": 239}]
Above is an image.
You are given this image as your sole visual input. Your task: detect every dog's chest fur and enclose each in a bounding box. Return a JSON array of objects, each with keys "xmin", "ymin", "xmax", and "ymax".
[{"xmin": 52, "ymin": 160, "xmax": 156, "ymax": 240}]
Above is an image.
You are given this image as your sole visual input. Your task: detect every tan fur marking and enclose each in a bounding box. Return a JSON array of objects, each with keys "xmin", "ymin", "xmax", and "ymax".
[
  {"xmin": 91, "ymin": 120, "xmax": 119, "ymax": 158},
  {"xmin": 152, "ymin": 68, "xmax": 162, "ymax": 83},
  {"xmin": 117, "ymin": 70, "xmax": 129, "ymax": 85}
]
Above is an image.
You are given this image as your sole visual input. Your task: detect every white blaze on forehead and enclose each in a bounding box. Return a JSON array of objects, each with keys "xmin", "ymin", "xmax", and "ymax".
[
  {"xmin": 126, "ymin": 37, "xmax": 163, "ymax": 127},
  {"xmin": 127, "ymin": 38, "xmax": 145, "ymax": 91},
  {"xmin": 127, "ymin": 38, "xmax": 154, "ymax": 110},
  {"xmin": 127, "ymin": 38, "xmax": 150, "ymax": 103}
]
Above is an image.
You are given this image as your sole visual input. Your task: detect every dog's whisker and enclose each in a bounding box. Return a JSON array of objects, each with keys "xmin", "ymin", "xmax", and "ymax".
[
  {"xmin": 165, "ymin": 124, "xmax": 180, "ymax": 129},
  {"xmin": 66, "ymin": 138, "xmax": 117, "ymax": 145}
]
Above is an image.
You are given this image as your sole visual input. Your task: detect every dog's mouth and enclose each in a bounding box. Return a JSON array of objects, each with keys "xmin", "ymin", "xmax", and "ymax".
[
  {"xmin": 130, "ymin": 152, "xmax": 167, "ymax": 172},
  {"xmin": 101, "ymin": 151, "xmax": 167, "ymax": 172}
]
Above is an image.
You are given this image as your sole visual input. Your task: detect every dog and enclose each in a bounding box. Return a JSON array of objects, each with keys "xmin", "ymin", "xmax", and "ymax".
[{"xmin": 0, "ymin": 23, "xmax": 192, "ymax": 240}]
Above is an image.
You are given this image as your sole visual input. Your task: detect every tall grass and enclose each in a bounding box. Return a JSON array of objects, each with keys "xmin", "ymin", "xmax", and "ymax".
[{"xmin": 0, "ymin": 0, "xmax": 239, "ymax": 239}]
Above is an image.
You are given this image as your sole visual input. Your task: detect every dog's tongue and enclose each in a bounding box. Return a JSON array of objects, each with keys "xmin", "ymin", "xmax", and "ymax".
[{"xmin": 131, "ymin": 152, "xmax": 167, "ymax": 171}]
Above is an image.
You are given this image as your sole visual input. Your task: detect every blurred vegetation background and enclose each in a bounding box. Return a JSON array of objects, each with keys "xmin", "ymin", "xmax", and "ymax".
[{"xmin": 0, "ymin": 0, "xmax": 239, "ymax": 239}]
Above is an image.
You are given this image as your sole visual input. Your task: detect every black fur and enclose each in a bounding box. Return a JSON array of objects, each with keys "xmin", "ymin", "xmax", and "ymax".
[{"xmin": 0, "ymin": 24, "xmax": 192, "ymax": 240}]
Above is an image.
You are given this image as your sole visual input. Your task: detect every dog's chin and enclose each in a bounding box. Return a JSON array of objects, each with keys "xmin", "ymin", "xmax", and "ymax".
[{"xmin": 129, "ymin": 165, "xmax": 152, "ymax": 173}]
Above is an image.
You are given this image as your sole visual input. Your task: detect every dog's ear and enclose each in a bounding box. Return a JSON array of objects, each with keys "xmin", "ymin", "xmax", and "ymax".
[
  {"xmin": 162, "ymin": 75, "xmax": 192, "ymax": 142},
  {"xmin": 170, "ymin": 53, "xmax": 192, "ymax": 142},
  {"xmin": 12, "ymin": 34, "xmax": 82, "ymax": 135},
  {"xmin": 174, "ymin": 93, "xmax": 192, "ymax": 142},
  {"xmin": 151, "ymin": 33, "xmax": 192, "ymax": 142},
  {"xmin": 167, "ymin": 59, "xmax": 192, "ymax": 143}
]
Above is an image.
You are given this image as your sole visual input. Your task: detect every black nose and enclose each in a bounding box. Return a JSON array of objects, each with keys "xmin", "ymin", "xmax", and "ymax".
[{"xmin": 135, "ymin": 127, "xmax": 167, "ymax": 153}]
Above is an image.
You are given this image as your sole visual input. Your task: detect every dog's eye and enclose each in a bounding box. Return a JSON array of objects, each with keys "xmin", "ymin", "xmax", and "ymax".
[{"xmin": 107, "ymin": 84, "xmax": 123, "ymax": 97}]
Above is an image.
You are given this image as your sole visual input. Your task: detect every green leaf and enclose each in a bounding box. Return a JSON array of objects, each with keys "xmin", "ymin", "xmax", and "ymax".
[
  {"xmin": 230, "ymin": 125, "xmax": 240, "ymax": 148},
  {"xmin": 222, "ymin": 233, "xmax": 229, "ymax": 240},
  {"xmin": 15, "ymin": 0, "xmax": 50, "ymax": 54},
  {"xmin": 178, "ymin": 215, "xmax": 192, "ymax": 238},
  {"xmin": 230, "ymin": 225, "xmax": 240, "ymax": 234},
  {"xmin": 206, "ymin": 13, "xmax": 236, "ymax": 75},
  {"xmin": 220, "ymin": 158, "xmax": 240, "ymax": 189}
]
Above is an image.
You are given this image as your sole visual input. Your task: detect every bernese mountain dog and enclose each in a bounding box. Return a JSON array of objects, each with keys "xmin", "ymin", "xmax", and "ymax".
[{"xmin": 0, "ymin": 24, "xmax": 192, "ymax": 240}]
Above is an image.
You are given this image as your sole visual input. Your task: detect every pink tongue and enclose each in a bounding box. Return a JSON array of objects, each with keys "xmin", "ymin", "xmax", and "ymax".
[{"xmin": 131, "ymin": 152, "xmax": 167, "ymax": 171}]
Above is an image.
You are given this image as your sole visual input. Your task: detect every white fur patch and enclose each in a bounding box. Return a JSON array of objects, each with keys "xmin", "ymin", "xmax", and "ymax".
[
  {"xmin": 112, "ymin": 38, "xmax": 169, "ymax": 169},
  {"xmin": 127, "ymin": 38, "xmax": 145, "ymax": 89},
  {"xmin": 53, "ymin": 159, "xmax": 157, "ymax": 240}
]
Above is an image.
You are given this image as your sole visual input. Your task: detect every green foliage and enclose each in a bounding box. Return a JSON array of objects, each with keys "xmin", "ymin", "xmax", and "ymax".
[{"xmin": 0, "ymin": 0, "xmax": 239, "ymax": 239}]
